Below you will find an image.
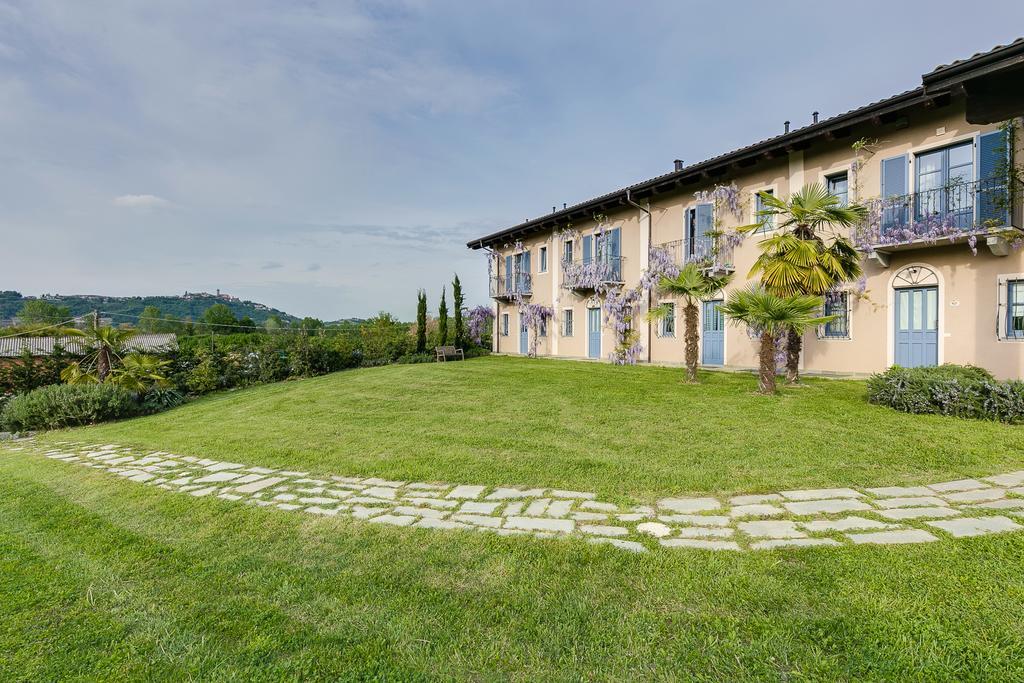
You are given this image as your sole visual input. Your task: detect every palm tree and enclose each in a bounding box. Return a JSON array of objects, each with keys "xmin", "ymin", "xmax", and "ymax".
[
  {"xmin": 655, "ymin": 263, "xmax": 732, "ymax": 382},
  {"xmin": 741, "ymin": 184, "xmax": 867, "ymax": 384},
  {"xmin": 62, "ymin": 321, "xmax": 138, "ymax": 382},
  {"xmin": 720, "ymin": 285, "xmax": 833, "ymax": 395}
]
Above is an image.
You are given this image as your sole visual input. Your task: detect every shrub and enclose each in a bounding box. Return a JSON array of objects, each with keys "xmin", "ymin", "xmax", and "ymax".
[
  {"xmin": 140, "ymin": 387, "xmax": 185, "ymax": 414},
  {"xmin": 0, "ymin": 383, "xmax": 141, "ymax": 431},
  {"xmin": 868, "ymin": 364, "xmax": 1024, "ymax": 424}
]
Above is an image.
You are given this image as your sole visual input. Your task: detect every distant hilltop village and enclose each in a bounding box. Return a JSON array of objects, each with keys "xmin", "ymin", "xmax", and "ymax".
[{"xmin": 0, "ymin": 289, "xmax": 293, "ymax": 326}]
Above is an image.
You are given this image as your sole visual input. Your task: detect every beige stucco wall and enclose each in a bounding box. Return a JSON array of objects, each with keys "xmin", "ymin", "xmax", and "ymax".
[{"xmin": 488, "ymin": 101, "xmax": 1024, "ymax": 379}]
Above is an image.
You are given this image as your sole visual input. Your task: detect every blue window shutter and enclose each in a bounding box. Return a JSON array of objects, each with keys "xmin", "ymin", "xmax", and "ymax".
[
  {"xmin": 695, "ymin": 204, "xmax": 713, "ymax": 237},
  {"xmin": 522, "ymin": 250, "xmax": 531, "ymax": 273},
  {"xmin": 978, "ymin": 129, "xmax": 1010, "ymax": 227},
  {"xmin": 881, "ymin": 155, "xmax": 908, "ymax": 197},
  {"xmin": 582, "ymin": 235, "xmax": 593, "ymax": 264},
  {"xmin": 609, "ymin": 228, "xmax": 621, "ymax": 258},
  {"xmin": 881, "ymin": 154, "xmax": 909, "ymax": 231}
]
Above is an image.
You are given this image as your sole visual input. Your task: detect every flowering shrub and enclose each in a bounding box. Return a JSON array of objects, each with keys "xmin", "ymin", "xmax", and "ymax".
[
  {"xmin": 466, "ymin": 306, "xmax": 494, "ymax": 346},
  {"xmin": 867, "ymin": 364, "xmax": 1024, "ymax": 424},
  {"xmin": 517, "ymin": 303, "xmax": 553, "ymax": 357}
]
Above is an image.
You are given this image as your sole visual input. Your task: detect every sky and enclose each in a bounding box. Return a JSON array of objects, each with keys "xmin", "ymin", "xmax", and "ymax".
[{"xmin": 1, "ymin": 1, "xmax": 1022, "ymax": 320}]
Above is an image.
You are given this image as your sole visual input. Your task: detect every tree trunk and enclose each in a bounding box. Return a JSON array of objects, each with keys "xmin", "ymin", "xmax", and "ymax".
[
  {"xmin": 758, "ymin": 330, "xmax": 777, "ymax": 395},
  {"xmin": 684, "ymin": 302, "xmax": 699, "ymax": 383},
  {"xmin": 785, "ymin": 327, "xmax": 802, "ymax": 385},
  {"xmin": 97, "ymin": 347, "xmax": 110, "ymax": 381}
]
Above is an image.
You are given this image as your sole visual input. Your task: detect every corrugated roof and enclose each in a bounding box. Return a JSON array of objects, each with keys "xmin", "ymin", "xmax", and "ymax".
[
  {"xmin": 469, "ymin": 38, "xmax": 1024, "ymax": 249},
  {"xmin": 0, "ymin": 333, "xmax": 177, "ymax": 358}
]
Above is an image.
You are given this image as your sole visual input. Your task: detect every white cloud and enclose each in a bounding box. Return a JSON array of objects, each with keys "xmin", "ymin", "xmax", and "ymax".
[{"xmin": 112, "ymin": 194, "xmax": 172, "ymax": 209}]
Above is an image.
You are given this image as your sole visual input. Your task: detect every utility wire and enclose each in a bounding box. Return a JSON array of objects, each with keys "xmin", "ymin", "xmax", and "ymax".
[{"xmin": 0, "ymin": 318, "xmax": 82, "ymax": 340}]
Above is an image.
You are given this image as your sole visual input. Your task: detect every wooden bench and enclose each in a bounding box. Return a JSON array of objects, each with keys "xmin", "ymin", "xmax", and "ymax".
[{"xmin": 435, "ymin": 345, "xmax": 465, "ymax": 362}]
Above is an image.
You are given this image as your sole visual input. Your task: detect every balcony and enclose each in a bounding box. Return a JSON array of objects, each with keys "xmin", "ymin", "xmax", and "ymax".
[
  {"xmin": 864, "ymin": 177, "xmax": 1021, "ymax": 265},
  {"xmin": 655, "ymin": 236, "xmax": 735, "ymax": 274},
  {"xmin": 561, "ymin": 256, "xmax": 624, "ymax": 291},
  {"xmin": 489, "ymin": 272, "xmax": 532, "ymax": 300}
]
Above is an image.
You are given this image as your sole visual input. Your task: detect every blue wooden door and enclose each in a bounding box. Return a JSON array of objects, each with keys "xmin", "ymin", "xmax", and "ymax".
[
  {"xmin": 519, "ymin": 317, "xmax": 528, "ymax": 354},
  {"xmin": 587, "ymin": 308, "xmax": 601, "ymax": 359},
  {"xmin": 894, "ymin": 286, "xmax": 938, "ymax": 367},
  {"xmin": 702, "ymin": 300, "xmax": 724, "ymax": 365}
]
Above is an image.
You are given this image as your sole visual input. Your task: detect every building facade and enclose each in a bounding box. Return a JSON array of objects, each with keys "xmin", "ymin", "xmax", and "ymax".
[{"xmin": 469, "ymin": 40, "xmax": 1024, "ymax": 379}]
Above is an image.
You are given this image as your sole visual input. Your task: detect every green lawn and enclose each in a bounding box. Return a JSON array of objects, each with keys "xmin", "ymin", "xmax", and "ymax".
[
  {"xmin": 38, "ymin": 355, "xmax": 1024, "ymax": 499},
  {"xmin": 4, "ymin": 356, "xmax": 1024, "ymax": 680}
]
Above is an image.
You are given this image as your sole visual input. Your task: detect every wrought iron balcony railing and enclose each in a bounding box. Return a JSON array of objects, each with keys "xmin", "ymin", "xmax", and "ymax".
[
  {"xmin": 489, "ymin": 272, "xmax": 532, "ymax": 299},
  {"xmin": 561, "ymin": 256, "xmax": 624, "ymax": 291},
  {"xmin": 655, "ymin": 235, "xmax": 735, "ymax": 273},
  {"xmin": 870, "ymin": 176, "xmax": 1019, "ymax": 249}
]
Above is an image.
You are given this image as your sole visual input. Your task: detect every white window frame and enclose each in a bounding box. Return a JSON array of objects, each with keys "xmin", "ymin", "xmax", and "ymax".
[
  {"xmin": 997, "ymin": 273, "xmax": 1024, "ymax": 341},
  {"xmin": 539, "ymin": 246, "xmax": 548, "ymax": 273},
  {"xmin": 501, "ymin": 313, "xmax": 510, "ymax": 336},
  {"xmin": 823, "ymin": 169, "xmax": 851, "ymax": 206},
  {"xmin": 562, "ymin": 308, "xmax": 574, "ymax": 337}
]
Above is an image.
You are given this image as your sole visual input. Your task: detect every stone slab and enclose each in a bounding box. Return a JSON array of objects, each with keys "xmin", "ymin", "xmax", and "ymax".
[
  {"xmin": 780, "ymin": 488, "xmax": 862, "ymax": 501},
  {"xmin": 927, "ymin": 479, "xmax": 988, "ymax": 493},
  {"xmin": 927, "ymin": 516, "xmax": 1023, "ymax": 537},
  {"xmin": 730, "ymin": 504, "xmax": 785, "ymax": 518},
  {"xmin": 983, "ymin": 471, "xmax": 1024, "ymax": 487},
  {"xmin": 738, "ymin": 520, "xmax": 806, "ymax": 539},
  {"xmin": 460, "ymin": 501, "xmax": 500, "ymax": 515},
  {"xmin": 486, "ymin": 487, "xmax": 547, "ymax": 500},
  {"xmin": 729, "ymin": 493, "xmax": 783, "ymax": 505},
  {"xmin": 800, "ymin": 516, "xmax": 895, "ymax": 532},
  {"xmin": 847, "ymin": 529, "xmax": 939, "ymax": 545},
  {"xmin": 659, "ymin": 539, "xmax": 741, "ymax": 551},
  {"xmin": 580, "ymin": 524, "xmax": 629, "ymax": 537},
  {"xmin": 874, "ymin": 496, "xmax": 948, "ymax": 509},
  {"xmin": 447, "ymin": 485, "xmax": 486, "ymax": 499},
  {"xmin": 943, "ymin": 488, "xmax": 1006, "ymax": 503},
  {"xmin": 550, "ymin": 489, "xmax": 595, "ymax": 500},
  {"xmin": 588, "ymin": 537, "xmax": 647, "ymax": 553},
  {"xmin": 677, "ymin": 526, "xmax": 734, "ymax": 538},
  {"xmin": 636, "ymin": 522, "xmax": 673, "ymax": 538},
  {"xmin": 657, "ymin": 514, "xmax": 730, "ymax": 526},
  {"xmin": 783, "ymin": 499, "xmax": 871, "ymax": 515},
  {"xmin": 877, "ymin": 507, "xmax": 961, "ymax": 520},
  {"xmin": 657, "ymin": 497, "xmax": 721, "ymax": 513},
  {"xmin": 504, "ymin": 517, "xmax": 574, "ymax": 533},
  {"xmin": 451, "ymin": 513, "xmax": 503, "ymax": 528},
  {"xmin": 751, "ymin": 538, "xmax": 842, "ymax": 550},
  {"xmin": 370, "ymin": 514, "xmax": 416, "ymax": 526}
]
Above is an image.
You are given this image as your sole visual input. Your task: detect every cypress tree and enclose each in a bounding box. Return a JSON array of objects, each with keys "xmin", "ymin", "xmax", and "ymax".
[
  {"xmin": 452, "ymin": 274, "xmax": 465, "ymax": 348},
  {"xmin": 415, "ymin": 290, "xmax": 427, "ymax": 353},
  {"xmin": 438, "ymin": 287, "xmax": 448, "ymax": 345}
]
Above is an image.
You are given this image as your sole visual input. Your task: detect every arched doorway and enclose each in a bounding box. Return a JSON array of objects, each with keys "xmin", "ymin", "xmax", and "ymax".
[{"xmin": 891, "ymin": 265, "xmax": 940, "ymax": 367}]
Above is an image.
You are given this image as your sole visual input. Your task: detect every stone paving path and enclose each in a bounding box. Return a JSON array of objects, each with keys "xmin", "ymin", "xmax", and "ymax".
[{"xmin": 6, "ymin": 439, "xmax": 1024, "ymax": 553}]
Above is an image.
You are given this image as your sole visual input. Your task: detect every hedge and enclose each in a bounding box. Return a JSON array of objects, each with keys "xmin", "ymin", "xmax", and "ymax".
[
  {"xmin": 0, "ymin": 383, "xmax": 143, "ymax": 431},
  {"xmin": 867, "ymin": 364, "xmax": 1024, "ymax": 424}
]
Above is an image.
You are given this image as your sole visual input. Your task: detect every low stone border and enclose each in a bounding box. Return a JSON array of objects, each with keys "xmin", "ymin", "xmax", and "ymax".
[{"xmin": 5, "ymin": 439, "xmax": 1024, "ymax": 553}]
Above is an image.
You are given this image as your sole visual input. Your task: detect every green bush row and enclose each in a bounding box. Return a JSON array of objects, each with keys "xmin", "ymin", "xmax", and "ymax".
[{"xmin": 867, "ymin": 364, "xmax": 1024, "ymax": 424}]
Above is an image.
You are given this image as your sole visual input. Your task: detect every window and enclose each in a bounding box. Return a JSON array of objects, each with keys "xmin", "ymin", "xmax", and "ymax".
[
  {"xmin": 915, "ymin": 141, "xmax": 973, "ymax": 228},
  {"xmin": 826, "ymin": 172, "xmax": 849, "ymax": 206},
  {"xmin": 822, "ymin": 292, "xmax": 850, "ymax": 339},
  {"xmin": 1008, "ymin": 280, "xmax": 1024, "ymax": 339},
  {"xmin": 539, "ymin": 246, "xmax": 548, "ymax": 273},
  {"xmin": 501, "ymin": 313, "xmax": 510, "ymax": 336},
  {"xmin": 755, "ymin": 190, "xmax": 774, "ymax": 232},
  {"xmin": 562, "ymin": 309, "xmax": 574, "ymax": 337},
  {"xmin": 563, "ymin": 240, "xmax": 573, "ymax": 264},
  {"xmin": 539, "ymin": 317, "xmax": 547, "ymax": 337},
  {"xmin": 658, "ymin": 303, "xmax": 675, "ymax": 337}
]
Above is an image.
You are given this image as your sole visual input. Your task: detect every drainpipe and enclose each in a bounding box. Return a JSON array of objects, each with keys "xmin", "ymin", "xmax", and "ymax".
[{"xmin": 625, "ymin": 189, "xmax": 653, "ymax": 363}]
